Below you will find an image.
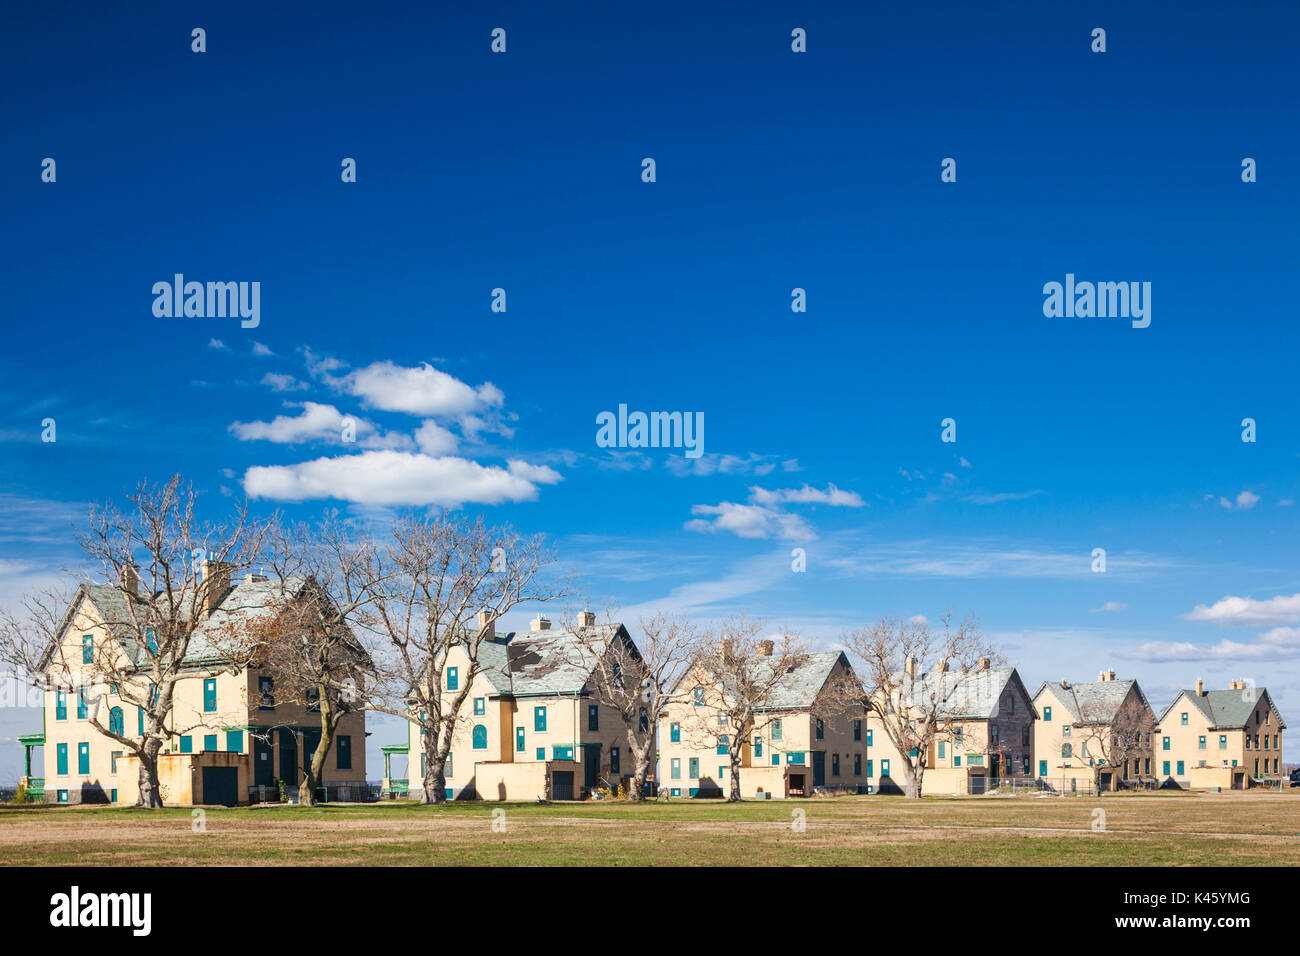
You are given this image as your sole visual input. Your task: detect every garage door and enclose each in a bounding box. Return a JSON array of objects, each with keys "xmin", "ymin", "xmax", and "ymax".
[
  {"xmin": 552, "ymin": 771, "xmax": 574, "ymax": 801},
  {"xmin": 201, "ymin": 767, "xmax": 239, "ymax": 806}
]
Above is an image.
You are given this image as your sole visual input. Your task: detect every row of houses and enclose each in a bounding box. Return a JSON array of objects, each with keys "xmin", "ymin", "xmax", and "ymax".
[{"xmin": 17, "ymin": 579, "xmax": 1288, "ymax": 804}]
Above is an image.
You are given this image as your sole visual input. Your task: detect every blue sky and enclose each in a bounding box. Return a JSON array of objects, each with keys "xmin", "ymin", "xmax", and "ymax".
[{"xmin": 3, "ymin": 0, "xmax": 1300, "ymax": 779}]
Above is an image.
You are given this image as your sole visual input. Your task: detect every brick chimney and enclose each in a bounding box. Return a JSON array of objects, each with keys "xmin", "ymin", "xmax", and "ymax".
[
  {"xmin": 530, "ymin": 615, "xmax": 551, "ymax": 632},
  {"xmin": 1195, "ymin": 678, "xmax": 1204, "ymax": 696},
  {"xmin": 904, "ymin": 656, "xmax": 917, "ymax": 678},
  {"xmin": 201, "ymin": 559, "xmax": 232, "ymax": 617},
  {"xmin": 716, "ymin": 639, "xmax": 733, "ymax": 659},
  {"xmin": 936, "ymin": 658, "xmax": 949, "ymax": 673},
  {"xmin": 977, "ymin": 657, "xmax": 990, "ymax": 672},
  {"xmin": 1098, "ymin": 670, "xmax": 1116, "ymax": 682},
  {"xmin": 478, "ymin": 610, "xmax": 495, "ymax": 639},
  {"xmin": 577, "ymin": 609, "xmax": 596, "ymax": 627},
  {"xmin": 758, "ymin": 640, "xmax": 774, "ymax": 657},
  {"xmin": 122, "ymin": 564, "xmax": 140, "ymax": 596}
]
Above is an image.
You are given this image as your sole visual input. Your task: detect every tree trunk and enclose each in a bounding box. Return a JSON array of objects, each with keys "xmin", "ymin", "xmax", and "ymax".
[
  {"xmin": 136, "ymin": 741, "xmax": 164, "ymax": 808},
  {"xmin": 728, "ymin": 748, "xmax": 742, "ymax": 801},
  {"xmin": 299, "ymin": 722, "xmax": 333, "ymax": 807},
  {"xmin": 420, "ymin": 728, "xmax": 447, "ymax": 805},
  {"xmin": 630, "ymin": 746, "xmax": 653, "ymax": 801},
  {"xmin": 904, "ymin": 762, "xmax": 924, "ymax": 799}
]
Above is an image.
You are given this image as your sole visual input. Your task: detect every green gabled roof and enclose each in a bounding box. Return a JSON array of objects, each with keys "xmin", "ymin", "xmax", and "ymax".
[
  {"xmin": 1158, "ymin": 687, "xmax": 1287, "ymax": 730},
  {"xmin": 1031, "ymin": 678, "xmax": 1150, "ymax": 725}
]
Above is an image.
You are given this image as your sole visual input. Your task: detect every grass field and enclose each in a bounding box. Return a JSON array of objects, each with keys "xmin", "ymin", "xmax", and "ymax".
[{"xmin": 2, "ymin": 790, "xmax": 1297, "ymax": 866}]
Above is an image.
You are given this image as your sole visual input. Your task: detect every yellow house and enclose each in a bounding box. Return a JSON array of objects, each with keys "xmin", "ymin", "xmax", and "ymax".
[
  {"xmin": 406, "ymin": 613, "xmax": 640, "ymax": 801},
  {"xmin": 1031, "ymin": 672, "xmax": 1157, "ymax": 793},
  {"xmin": 1154, "ymin": 679, "xmax": 1286, "ymax": 790},
  {"xmin": 31, "ymin": 569, "xmax": 366, "ymax": 806},
  {"xmin": 867, "ymin": 660, "xmax": 1036, "ymax": 796},
  {"xmin": 658, "ymin": 649, "xmax": 869, "ymax": 799}
]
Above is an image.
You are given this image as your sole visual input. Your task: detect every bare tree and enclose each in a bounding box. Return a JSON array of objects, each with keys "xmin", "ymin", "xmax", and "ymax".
[
  {"xmin": 360, "ymin": 512, "xmax": 567, "ymax": 805},
  {"xmin": 570, "ymin": 610, "xmax": 700, "ymax": 801},
  {"xmin": 845, "ymin": 611, "xmax": 1000, "ymax": 799},
  {"xmin": 0, "ymin": 476, "xmax": 271, "ymax": 807},
  {"xmin": 1052, "ymin": 693, "xmax": 1154, "ymax": 792},
  {"xmin": 234, "ymin": 512, "xmax": 383, "ymax": 806},
  {"xmin": 682, "ymin": 618, "xmax": 812, "ymax": 802}
]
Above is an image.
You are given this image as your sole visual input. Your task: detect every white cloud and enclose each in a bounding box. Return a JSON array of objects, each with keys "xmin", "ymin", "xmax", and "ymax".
[
  {"xmin": 962, "ymin": 490, "xmax": 1044, "ymax": 505},
  {"xmin": 1185, "ymin": 593, "xmax": 1300, "ymax": 626},
  {"xmin": 345, "ymin": 361, "xmax": 502, "ymax": 419},
  {"xmin": 748, "ymin": 483, "xmax": 865, "ymax": 508},
  {"xmin": 207, "ymin": 338, "xmax": 228, "ymax": 351},
  {"xmin": 1091, "ymin": 601, "xmax": 1127, "ymax": 613},
  {"xmin": 665, "ymin": 453, "xmax": 799, "ymax": 477},
  {"xmin": 1128, "ymin": 628, "xmax": 1300, "ymax": 662},
  {"xmin": 959, "ymin": 457, "xmax": 972, "ymax": 469},
  {"xmin": 243, "ymin": 450, "xmax": 560, "ymax": 507},
  {"xmin": 1236, "ymin": 490, "xmax": 1260, "ymax": 509},
  {"xmin": 251, "ymin": 341, "xmax": 274, "ymax": 357},
  {"xmin": 261, "ymin": 372, "xmax": 307, "ymax": 392},
  {"xmin": 506, "ymin": 460, "xmax": 563, "ymax": 484},
  {"xmin": 414, "ymin": 419, "xmax": 459, "ymax": 456},
  {"xmin": 909, "ymin": 614, "xmax": 929, "ymax": 626},
  {"xmin": 229, "ymin": 402, "xmax": 410, "ymax": 450},
  {"xmin": 684, "ymin": 502, "xmax": 813, "ymax": 541},
  {"xmin": 828, "ymin": 541, "xmax": 1177, "ymax": 580}
]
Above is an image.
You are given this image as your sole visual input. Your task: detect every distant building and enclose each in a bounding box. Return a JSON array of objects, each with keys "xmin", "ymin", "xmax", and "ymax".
[
  {"xmin": 1032, "ymin": 672, "xmax": 1156, "ymax": 792},
  {"xmin": 1155, "ymin": 679, "xmax": 1286, "ymax": 790}
]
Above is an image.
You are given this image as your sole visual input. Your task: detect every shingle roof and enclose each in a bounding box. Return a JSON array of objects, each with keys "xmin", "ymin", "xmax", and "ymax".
[
  {"xmin": 478, "ymin": 624, "xmax": 626, "ymax": 697},
  {"xmin": 901, "ymin": 666, "xmax": 1025, "ymax": 719},
  {"xmin": 1031, "ymin": 678, "xmax": 1147, "ymax": 724},
  {"xmin": 1159, "ymin": 687, "xmax": 1287, "ymax": 730},
  {"xmin": 756, "ymin": 651, "xmax": 849, "ymax": 709}
]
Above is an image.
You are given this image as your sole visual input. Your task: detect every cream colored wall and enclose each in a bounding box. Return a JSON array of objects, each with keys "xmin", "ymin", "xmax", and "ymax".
[
  {"xmin": 1032, "ymin": 684, "xmax": 1154, "ymax": 791},
  {"xmin": 1156, "ymin": 690, "xmax": 1284, "ymax": 782}
]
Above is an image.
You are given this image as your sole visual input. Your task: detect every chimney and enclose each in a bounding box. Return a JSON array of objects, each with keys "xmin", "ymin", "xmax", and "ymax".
[
  {"xmin": 977, "ymin": 657, "xmax": 990, "ymax": 672},
  {"xmin": 1060, "ymin": 679, "xmax": 1069, "ymax": 689},
  {"xmin": 1098, "ymin": 670, "xmax": 1116, "ymax": 682},
  {"xmin": 758, "ymin": 640, "xmax": 774, "ymax": 657},
  {"xmin": 478, "ymin": 610, "xmax": 495, "ymax": 639},
  {"xmin": 716, "ymin": 639, "xmax": 733, "ymax": 659},
  {"xmin": 122, "ymin": 564, "xmax": 140, "ymax": 596},
  {"xmin": 1195, "ymin": 678, "xmax": 1204, "ymax": 696},
  {"xmin": 936, "ymin": 657, "xmax": 949, "ymax": 673},
  {"xmin": 904, "ymin": 657, "xmax": 917, "ymax": 678},
  {"xmin": 201, "ymin": 559, "xmax": 232, "ymax": 617},
  {"xmin": 577, "ymin": 609, "xmax": 596, "ymax": 628},
  {"xmin": 530, "ymin": 615, "xmax": 551, "ymax": 632}
]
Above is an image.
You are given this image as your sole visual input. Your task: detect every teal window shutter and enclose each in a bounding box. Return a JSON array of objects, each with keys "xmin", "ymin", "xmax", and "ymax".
[
  {"xmin": 138, "ymin": 707, "xmax": 144, "ymax": 736},
  {"xmin": 82, "ymin": 635, "xmax": 94, "ymax": 664},
  {"xmin": 56, "ymin": 690, "xmax": 66, "ymax": 721},
  {"xmin": 754, "ymin": 737, "xmax": 763, "ymax": 758},
  {"xmin": 447, "ymin": 667, "xmax": 458, "ymax": 691},
  {"xmin": 866, "ymin": 759, "xmax": 873, "ymax": 777},
  {"xmin": 108, "ymin": 707, "xmax": 124, "ymax": 736},
  {"xmin": 671, "ymin": 758, "xmax": 681, "ymax": 779},
  {"xmin": 226, "ymin": 730, "xmax": 243, "ymax": 753},
  {"xmin": 670, "ymin": 722, "xmax": 680, "ymax": 743},
  {"xmin": 56, "ymin": 743, "xmax": 68, "ymax": 775},
  {"xmin": 336, "ymin": 735, "xmax": 351, "ymax": 769},
  {"xmin": 772, "ymin": 719, "xmax": 782, "ymax": 741},
  {"xmin": 610, "ymin": 748, "xmax": 620, "ymax": 774},
  {"xmin": 180, "ymin": 736, "xmax": 193, "ymax": 754},
  {"xmin": 717, "ymin": 735, "xmax": 729, "ymax": 756},
  {"xmin": 1044, "ymin": 706, "xmax": 1051, "ymax": 721},
  {"xmin": 771, "ymin": 754, "xmax": 779, "ymax": 766},
  {"xmin": 204, "ymin": 679, "xmax": 217, "ymax": 712},
  {"xmin": 77, "ymin": 688, "xmax": 88, "ymax": 719},
  {"xmin": 203, "ymin": 734, "xmax": 217, "ymax": 752},
  {"xmin": 78, "ymin": 742, "xmax": 89, "ymax": 775},
  {"xmin": 474, "ymin": 697, "xmax": 486, "ymax": 716},
  {"xmin": 588, "ymin": 705, "xmax": 599, "ymax": 730},
  {"xmin": 536, "ymin": 748, "xmax": 545, "ymax": 760},
  {"xmin": 472, "ymin": 724, "xmax": 488, "ymax": 749},
  {"xmin": 534, "ymin": 706, "xmax": 547, "ymax": 732},
  {"xmin": 866, "ymin": 728, "xmax": 872, "ymax": 747},
  {"xmin": 516, "ymin": 727, "xmax": 525, "ymax": 752},
  {"xmin": 688, "ymin": 757, "xmax": 699, "ymax": 779}
]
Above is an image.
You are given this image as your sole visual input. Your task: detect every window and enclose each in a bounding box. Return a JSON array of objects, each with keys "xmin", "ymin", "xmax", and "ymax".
[
  {"xmin": 204, "ymin": 679, "xmax": 217, "ymax": 713},
  {"xmin": 588, "ymin": 705, "xmax": 598, "ymax": 731},
  {"xmin": 671, "ymin": 758, "xmax": 681, "ymax": 779},
  {"xmin": 82, "ymin": 635, "xmax": 94, "ymax": 664},
  {"xmin": 446, "ymin": 667, "xmax": 458, "ymax": 691},
  {"xmin": 853, "ymin": 719, "xmax": 862, "ymax": 741},
  {"xmin": 57, "ymin": 790, "xmax": 68, "ymax": 803},
  {"xmin": 534, "ymin": 707, "xmax": 547, "ymax": 732},
  {"xmin": 553, "ymin": 745, "xmax": 573, "ymax": 760},
  {"xmin": 474, "ymin": 698, "xmax": 486, "ymax": 716},
  {"xmin": 754, "ymin": 736, "xmax": 763, "ymax": 758},
  {"xmin": 688, "ymin": 757, "xmax": 699, "ymax": 779},
  {"xmin": 670, "ymin": 722, "xmax": 680, "ymax": 743},
  {"xmin": 717, "ymin": 735, "xmax": 729, "ymax": 756},
  {"xmin": 179, "ymin": 736, "xmax": 193, "ymax": 754},
  {"xmin": 610, "ymin": 748, "xmax": 620, "ymax": 774},
  {"xmin": 108, "ymin": 707, "xmax": 124, "ymax": 736},
  {"xmin": 866, "ymin": 728, "xmax": 872, "ymax": 747},
  {"xmin": 472, "ymin": 724, "xmax": 488, "ymax": 750},
  {"xmin": 111, "ymin": 751, "xmax": 122, "ymax": 774},
  {"xmin": 693, "ymin": 687, "xmax": 704, "ymax": 706},
  {"xmin": 226, "ymin": 730, "xmax": 243, "ymax": 753},
  {"xmin": 1176, "ymin": 760, "xmax": 1184, "ymax": 775},
  {"xmin": 880, "ymin": 758, "xmax": 889, "ymax": 776},
  {"xmin": 853, "ymin": 754, "xmax": 862, "ymax": 776},
  {"xmin": 954, "ymin": 755, "xmax": 961, "ymax": 767},
  {"xmin": 336, "ymin": 735, "xmax": 351, "ymax": 769},
  {"xmin": 146, "ymin": 628, "xmax": 157, "ymax": 654},
  {"xmin": 938, "ymin": 741, "xmax": 946, "ymax": 759},
  {"xmin": 1061, "ymin": 743, "xmax": 1072, "ymax": 758},
  {"xmin": 1039, "ymin": 759, "xmax": 1047, "ymax": 777},
  {"xmin": 787, "ymin": 752, "xmax": 806, "ymax": 765},
  {"xmin": 148, "ymin": 683, "xmax": 158, "ymax": 707},
  {"xmin": 77, "ymin": 688, "xmax": 88, "ymax": 720},
  {"xmin": 138, "ymin": 707, "xmax": 144, "ymax": 736},
  {"xmin": 305, "ymin": 688, "xmax": 320, "ymax": 713},
  {"xmin": 1198, "ymin": 736, "xmax": 1206, "ymax": 750},
  {"xmin": 203, "ymin": 734, "xmax": 217, "ymax": 752},
  {"xmin": 867, "ymin": 759, "xmax": 874, "ymax": 777},
  {"xmin": 1162, "ymin": 736, "xmax": 1170, "ymax": 751},
  {"xmin": 991, "ymin": 726, "xmax": 999, "ymax": 745},
  {"xmin": 1180, "ymin": 712, "xmax": 1188, "ymax": 726},
  {"xmin": 953, "ymin": 728, "xmax": 963, "ymax": 746},
  {"xmin": 1062, "ymin": 725, "xmax": 1071, "ymax": 738},
  {"xmin": 56, "ymin": 743, "xmax": 68, "ymax": 775},
  {"xmin": 78, "ymin": 742, "xmax": 90, "ymax": 775},
  {"xmin": 258, "ymin": 676, "xmax": 275, "ymax": 709},
  {"xmin": 55, "ymin": 689, "xmax": 67, "ymax": 721},
  {"xmin": 815, "ymin": 718, "xmax": 824, "ymax": 740},
  {"xmin": 717, "ymin": 710, "xmax": 727, "ymax": 726},
  {"xmin": 1162, "ymin": 761, "xmax": 1170, "ymax": 776},
  {"xmin": 1043, "ymin": 706, "xmax": 1052, "ymax": 721},
  {"xmin": 772, "ymin": 754, "xmax": 780, "ymax": 766},
  {"xmin": 772, "ymin": 719, "xmax": 783, "ymax": 741},
  {"xmin": 831, "ymin": 754, "xmax": 840, "ymax": 776},
  {"xmin": 1021, "ymin": 726, "xmax": 1030, "ymax": 746},
  {"xmin": 516, "ymin": 728, "xmax": 525, "ymax": 752},
  {"xmin": 536, "ymin": 748, "xmax": 545, "ymax": 760},
  {"xmin": 718, "ymin": 765, "xmax": 728, "ymax": 779}
]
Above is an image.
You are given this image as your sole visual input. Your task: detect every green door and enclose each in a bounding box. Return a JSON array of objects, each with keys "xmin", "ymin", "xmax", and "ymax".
[
  {"xmin": 279, "ymin": 730, "xmax": 298, "ymax": 788},
  {"xmin": 812, "ymin": 751, "xmax": 826, "ymax": 787},
  {"xmin": 1039, "ymin": 760, "xmax": 1047, "ymax": 777},
  {"xmin": 253, "ymin": 729, "xmax": 273, "ymax": 786},
  {"xmin": 201, "ymin": 767, "xmax": 239, "ymax": 806},
  {"xmin": 552, "ymin": 770, "xmax": 575, "ymax": 800},
  {"xmin": 582, "ymin": 743, "xmax": 601, "ymax": 789}
]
